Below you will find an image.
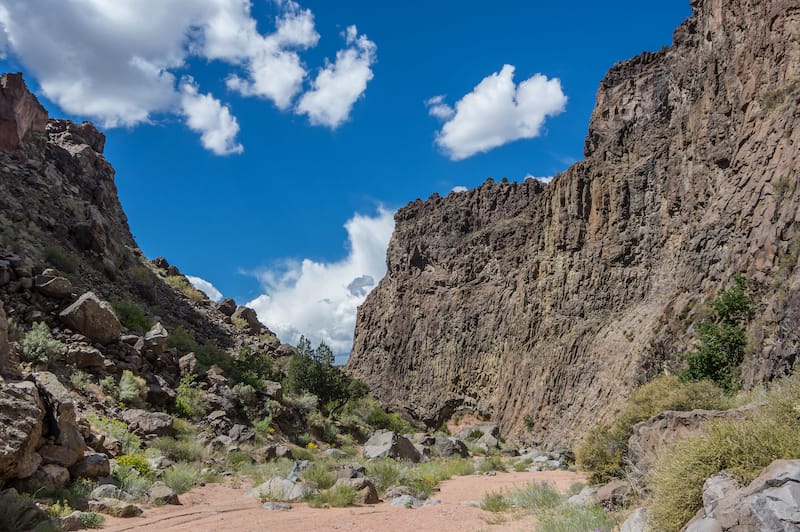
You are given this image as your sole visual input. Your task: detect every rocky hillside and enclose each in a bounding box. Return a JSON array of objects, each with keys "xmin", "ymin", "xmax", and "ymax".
[{"xmin": 347, "ymin": 0, "xmax": 800, "ymax": 448}]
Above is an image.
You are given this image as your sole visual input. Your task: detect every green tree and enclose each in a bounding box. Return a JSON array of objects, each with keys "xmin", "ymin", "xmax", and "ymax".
[{"xmin": 683, "ymin": 275, "xmax": 752, "ymax": 391}]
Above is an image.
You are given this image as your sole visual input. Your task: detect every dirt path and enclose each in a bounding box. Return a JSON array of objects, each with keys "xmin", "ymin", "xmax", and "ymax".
[{"xmin": 101, "ymin": 470, "xmax": 583, "ymax": 532}]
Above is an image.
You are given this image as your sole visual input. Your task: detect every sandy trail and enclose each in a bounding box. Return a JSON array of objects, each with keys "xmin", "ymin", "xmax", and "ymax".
[{"xmin": 101, "ymin": 470, "xmax": 583, "ymax": 532}]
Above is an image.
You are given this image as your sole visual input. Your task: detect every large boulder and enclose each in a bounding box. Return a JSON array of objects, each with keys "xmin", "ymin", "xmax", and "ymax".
[
  {"xmin": 245, "ymin": 478, "xmax": 310, "ymax": 502},
  {"xmin": 231, "ymin": 306, "xmax": 264, "ymax": 335},
  {"xmin": 28, "ymin": 372, "xmax": 86, "ymax": 467},
  {"xmin": 120, "ymin": 409, "xmax": 175, "ymax": 437},
  {"xmin": 217, "ymin": 298, "xmax": 237, "ymax": 316},
  {"xmin": 334, "ymin": 477, "xmax": 379, "ymax": 504},
  {"xmin": 0, "ymin": 381, "xmax": 45, "ymax": 480},
  {"xmin": 0, "ymin": 72, "xmax": 48, "ymax": 151},
  {"xmin": 34, "ymin": 271, "xmax": 73, "ymax": 299},
  {"xmin": 69, "ymin": 452, "xmax": 110, "ymax": 479},
  {"xmin": 59, "ymin": 292, "xmax": 121, "ymax": 345},
  {"xmin": 363, "ymin": 430, "xmax": 421, "ymax": 462},
  {"xmin": 143, "ymin": 322, "xmax": 169, "ymax": 356},
  {"xmin": 433, "ymin": 435, "xmax": 469, "ymax": 458},
  {"xmin": 627, "ymin": 407, "xmax": 751, "ymax": 473},
  {"xmin": 684, "ymin": 460, "xmax": 800, "ymax": 531}
]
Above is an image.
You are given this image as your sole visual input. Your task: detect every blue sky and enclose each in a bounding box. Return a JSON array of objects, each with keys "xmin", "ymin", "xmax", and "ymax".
[{"xmin": 0, "ymin": 1, "xmax": 690, "ymax": 359}]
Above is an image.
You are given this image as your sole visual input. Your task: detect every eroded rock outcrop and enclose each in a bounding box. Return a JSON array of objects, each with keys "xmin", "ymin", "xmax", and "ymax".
[
  {"xmin": 0, "ymin": 73, "xmax": 47, "ymax": 152},
  {"xmin": 348, "ymin": 0, "xmax": 800, "ymax": 447}
]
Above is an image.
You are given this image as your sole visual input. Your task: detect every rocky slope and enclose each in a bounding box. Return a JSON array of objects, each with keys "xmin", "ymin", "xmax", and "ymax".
[{"xmin": 347, "ymin": 0, "xmax": 800, "ymax": 448}]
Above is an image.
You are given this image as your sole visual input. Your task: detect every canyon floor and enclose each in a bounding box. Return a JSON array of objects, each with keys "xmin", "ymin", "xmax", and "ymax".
[{"xmin": 101, "ymin": 470, "xmax": 584, "ymax": 532}]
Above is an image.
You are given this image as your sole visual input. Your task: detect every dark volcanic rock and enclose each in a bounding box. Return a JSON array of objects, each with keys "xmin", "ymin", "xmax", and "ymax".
[{"xmin": 348, "ymin": 0, "xmax": 800, "ymax": 448}]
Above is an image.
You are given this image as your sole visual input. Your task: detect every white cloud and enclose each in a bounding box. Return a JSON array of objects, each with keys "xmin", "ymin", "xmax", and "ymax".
[
  {"xmin": 180, "ymin": 80, "xmax": 243, "ymax": 155},
  {"xmin": 296, "ymin": 25, "xmax": 377, "ymax": 128},
  {"xmin": 0, "ymin": 0, "xmax": 374, "ymax": 154},
  {"xmin": 427, "ymin": 65, "xmax": 567, "ymax": 160},
  {"xmin": 186, "ymin": 275, "xmax": 223, "ymax": 302},
  {"xmin": 450, "ymin": 185, "xmax": 468, "ymax": 193},
  {"xmin": 247, "ymin": 207, "xmax": 394, "ymax": 357},
  {"xmin": 525, "ymin": 175, "xmax": 553, "ymax": 184}
]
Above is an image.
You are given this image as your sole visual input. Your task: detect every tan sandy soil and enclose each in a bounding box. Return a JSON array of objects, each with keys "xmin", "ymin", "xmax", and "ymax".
[{"xmin": 101, "ymin": 470, "xmax": 584, "ymax": 532}]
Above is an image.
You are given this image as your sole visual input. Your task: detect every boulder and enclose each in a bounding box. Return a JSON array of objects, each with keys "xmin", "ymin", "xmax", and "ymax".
[
  {"xmin": 620, "ymin": 507, "xmax": 651, "ymax": 532},
  {"xmin": 69, "ymin": 452, "xmax": 110, "ymax": 479},
  {"xmin": 121, "ymin": 409, "xmax": 175, "ymax": 437},
  {"xmin": 457, "ymin": 423, "xmax": 499, "ymax": 440},
  {"xmin": 179, "ymin": 353, "xmax": 203, "ymax": 377},
  {"xmin": 143, "ymin": 322, "xmax": 169, "ymax": 356},
  {"xmin": 475, "ymin": 432, "xmax": 499, "ymax": 451},
  {"xmin": 390, "ymin": 495, "xmax": 423, "ymax": 508},
  {"xmin": 628, "ymin": 407, "xmax": 751, "ymax": 474},
  {"xmin": 363, "ymin": 430, "xmax": 421, "ymax": 462},
  {"xmin": 567, "ymin": 486, "xmax": 599, "ymax": 507},
  {"xmin": 66, "ymin": 344, "xmax": 106, "ymax": 370},
  {"xmin": 90, "ymin": 484, "xmax": 130, "ymax": 501},
  {"xmin": 231, "ymin": 306, "xmax": 264, "ymax": 335},
  {"xmin": 148, "ymin": 481, "xmax": 180, "ymax": 505},
  {"xmin": 0, "ymin": 381, "xmax": 45, "ymax": 480},
  {"xmin": 334, "ymin": 477, "xmax": 379, "ymax": 504},
  {"xmin": 27, "ymin": 372, "xmax": 86, "ymax": 467},
  {"xmin": 262, "ymin": 502, "xmax": 292, "ymax": 511},
  {"xmin": 88, "ymin": 498, "xmax": 143, "ymax": 517},
  {"xmin": 433, "ymin": 435, "xmax": 469, "ymax": 458},
  {"xmin": 263, "ymin": 380, "xmax": 283, "ymax": 401},
  {"xmin": 595, "ymin": 479, "xmax": 632, "ymax": 507},
  {"xmin": 245, "ymin": 478, "xmax": 310, "ymax": 502},
  {"xmin": 34, "ymin": 274, "xmax": 73, "ymax": 299},
  {"xmin": 0, "ymin": 72, "xmax": 48, "ymax": 151},
  {"xmin": 684, "ymin": 460, "xmax": 800, "ymax": 531},
  {"xmin": 217, "ymin": 298, "xmax": 237, "ymax": 316},
  {"xmin": 59, "ymin": 292, "xmax": 121, "ymax": 345},
  {"xmin": 14, "ymin": 463, "xmax": 70, "ymax": 492}
]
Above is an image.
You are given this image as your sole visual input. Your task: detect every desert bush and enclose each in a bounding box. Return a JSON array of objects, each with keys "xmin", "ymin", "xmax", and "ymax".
[
  {"xmin": 111, "ymin": 463, "xmax": 152, "ymax": 499},
  {"xmin": 402, "ymin": 458, "xmax": 476, "ymax": 499},
  {"xmin": 116, "ymin": 454, "xmax": 151, "ymax": 477},
  {"xmin": 537, "ymin": 505, "xmax": 617, "ymax": 532},
  {"xmin": 148, "ymin": 436, "xmax": 205, "ymax": 463},
  {"xmin": 173, "ymin": 374, "xmax": 210, "ymax": 419},
  {"xmin": 305, "ymin": 484, "xmax": 357, "ymax": 508},
  {"xmin": 118, "ymin": 370, "xmax": 147, "ymax": 407},
  {"xmin": 43, "ymin": 245, "xmax": 79, "ymax": 274},
  {"xmin": 477, "ymin": 455, "xmax": 506, "ymax": 473},
  {"xmin": 307, "ymin": 411, "xmax": 339, "ymax": 443},
  {"xmin": 365, "ymin": 407, "xmax": 415, "ymax": 434},
  {"xmin": 99, "ymin": 375, "xmax": 119, "ymax": 398},
  {"xmin": 648, "ymin": 375, "xmax": 800, "ymax": 532},
  {"xmin": 169, "ymin": 325, "xmax": 198, "ymax": 355},
  {"xmin": 21, "ymin": 322, "xmax": 63, "ymax": 364},
  {"xmin": 365, "ymin": 459, "xmax": 403, "ymax": 494},
  {"xmin": 69, "ymin": 370, "xmax": 92, "ymax": 392},
  {"xmin": 85, "ymin": 413, "xmax": 141, "ymax": 454},
  {"xmin": 301, "ymin": 463, "xmax": 336, "ymax": 490},
  {"xmin": 577, "ymin": 375, "xmax": 731, "ymax": 483},
  {"xmin": 286, "ymin": 392, "xmax": 319, "ymax": 413},
  {"xmin": 111, "ymin": 298, "xmax": 150, "ymax": 334},
  {"xmin": 509, "ymin": 482, "xmax": 561, "ymax": 510},
  {"xmin": 77, "ymin": 512, "xmax": 104, "ymax": 529},
  {"xmin": 481, "ymin": 492, "xmax": 511, "ymax": 512},
  {"xmin": 163, "ymin": 462, "xmax": 201, "ymax": 494}
]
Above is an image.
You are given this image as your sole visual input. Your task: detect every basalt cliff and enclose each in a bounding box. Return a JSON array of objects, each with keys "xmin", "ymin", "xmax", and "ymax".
[{"xmin": 347, "ymin": 0, "xmax": 800, "ymax": 448}]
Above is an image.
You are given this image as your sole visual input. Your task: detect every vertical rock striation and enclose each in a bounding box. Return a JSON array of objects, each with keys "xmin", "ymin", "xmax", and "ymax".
[{"xmin": 348, "ymin": 0, "xmax": 800, "ymax": 448}]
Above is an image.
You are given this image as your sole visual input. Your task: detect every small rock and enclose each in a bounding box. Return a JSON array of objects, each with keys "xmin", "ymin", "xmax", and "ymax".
[
  {"xmin": 263, "ymin": 502, "xmax": 292, "ymax": 511},
  {"xmin": 89, "ymin": 498, "xmax": 143, "ymax": 517},
  {"xmin": 389, "ymin": 495, "xmax": 423, "ymax": 508},
  {"xmin": 91, "ymin": 484, "xmax": 130, "ymax": 501},
  {"xmin": 245, "ymin": 478, "xmax": 310, "ymax": 502},
  {"xmin": 149, "ymin": 481, "xmax": 180, "ymax": 505}
]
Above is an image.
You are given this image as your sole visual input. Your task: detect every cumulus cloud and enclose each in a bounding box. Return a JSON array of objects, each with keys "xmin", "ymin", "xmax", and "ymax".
[
  {"xmin": 186, "ymin": 275, "xmax": 223, "ymax": 302},
  {"xmin": 180, "ymin": 80, "xmax": 243, "ymax": 155},
  {"xmin": 450, "ymin": 185, "xmax": 468, "ymax": 193},
  {"xmin": 296, "ymin": 26, "xmax": 377, "ymax": 128},
  {"xmin": 0, "ymin": 0, "xmax": 375, "ymax": 153},
  {"xmin": 247, "ymin": 207, "xmax": 394, "ymax": 358},
  {"xmin": 427, "ymin": 65, "xmax": 567, "ymax": 160}
]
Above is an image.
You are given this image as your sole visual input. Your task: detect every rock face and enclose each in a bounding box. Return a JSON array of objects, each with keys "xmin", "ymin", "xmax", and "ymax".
[
  {"xmin": 0, "ymin": 73, "xmax": 48, "ymax": 152},
  {"xmin": 0, "ymin": 381, "xmax": 44, "ymax": 479},
  {"xmin": 363, "ymin": 430, "xmax": 421, "ymax": 462},
  {"xmin": 59, "ymin": 292, "xmax": 121, "ymax": 345},
  {"xmin": 348, "ymin": 0, "xmax": 800, "ymax": 447}
]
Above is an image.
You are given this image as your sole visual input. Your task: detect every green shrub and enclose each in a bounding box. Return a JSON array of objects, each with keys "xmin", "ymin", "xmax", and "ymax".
[
  {"xmin": 683, "ymin": 275, "xmax": 752, "ymax": 391},
  {"xmin": 577, "ymin": 375, "xmax": 731, "ymax": 483},
  {"xmin": 477, "ymin": 455, "xmax": 506, "ymax": 473},
  {"xmin": 481, "ymin": 492, "xmax": 511, "ymax": 512},
  {"xmin": 537, "ymin": 505, "xmax": 617, "ymax": 532},
  {"xmin": 168, "ymin": 325, "xmax": 198, "ymax": 355},
  {"xmin": 116, "ymin": 454, "xmax": 151, "ymax": 477},
  {"xmin": 85, "ymin": 413, "xmax": 141, "ymax": 454},
  {"xmin": 365, "ymin": 408, "xmax": 414, "ymax": 434},
  {"xmin": 305, "ymin": 484, "xmax": 357, "ymax": 508},
  {"xmin": 301, "ymin": 463, "xmax": 335, "ymax": 490},
  {"xmin": 365, "ymin": 459, "xmax": 403, "ymax": 494},
  {"xmin": 508, "ymin": 482, "xmax": 561, "ymax": 510},
  {"xmin": 148, "ymin": 436, "xmax": 204, "ymax": 463},
  {"xmin": 111, "ymin": 464, "xmax": 152, "ymax": 499},
  {"xmin": 111, "ymin": 298, "xmax": 150, "ymax": 334},
  {"xmin": 77, "ymin": 512, "xmax": 104, "ymax": 529},
  {"xmin": 401, "ymin": 458, "xmax": 476, "ymax": 499},
  {"xmin": 118, "ymin": 370, "xmax": 147, "ymax": 407},
  {"xmin": 252, "ymin": 416, "xmax": 273, "ymax": 438},
  {"xmin": 162, "ymin": 463, "xmax": 201, "ymax": 494},
  {"xmin": 468, "ymin": 429, "xmax": 484, "ymax": 439},
  {"xmin": 22, "ymin": 322, "xmax": 63, "ymax": 364},
  {"xmin": 99, "ymin": 376, "xmax": 119, "ymax": 398},
  {"xmin": 69, "ymin": 371, "xmax": 92, "ymax": 392},
  {"xmin": 226, "ymin": 450, "xmax": 253, "ymax": 468},
  {"xmin": 648, "ymin": 376, "xmax": 800, "ymax": 532},
  {"xmin": 43, "ymin": 245, "xmax": 79, "ymax": 274},
  {"xmin": 173, "ymin": 374, "xmax": 209, "ymax": 419}
]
